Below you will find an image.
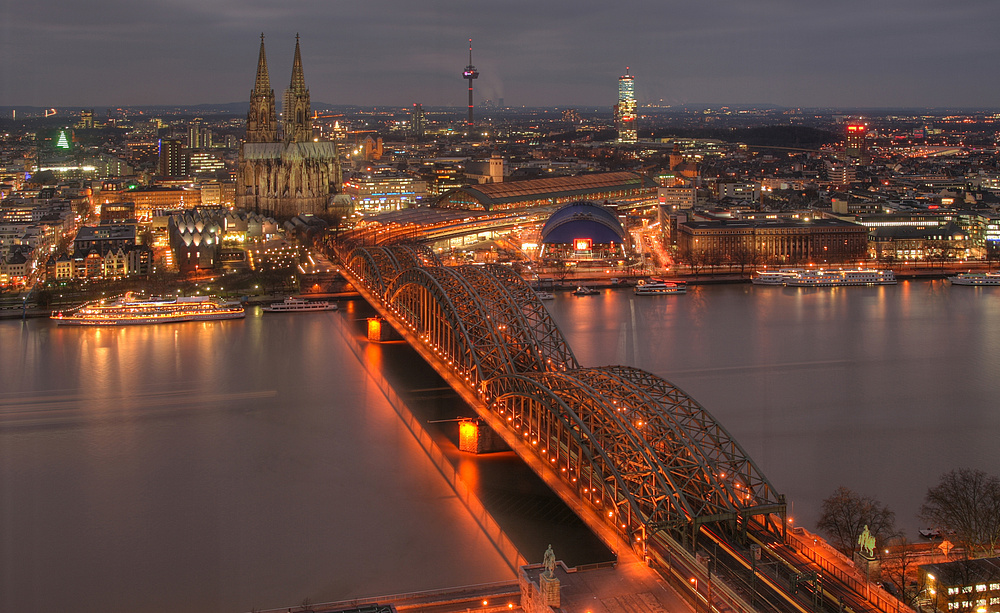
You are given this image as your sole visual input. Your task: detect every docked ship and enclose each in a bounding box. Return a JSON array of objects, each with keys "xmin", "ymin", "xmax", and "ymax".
[
  {"xmin": 634, "ymin": 281, "xmax": 686, "ymax": 295},
  {"xmin": 262, "ymin": 296, "xmax": 338, "ymax": 312},
  {"xmin": 572, "ymin": 286, "xmax": 599, "ymax": 296},
  {"xmin": 948, "ymin": 272, "xmax": 1000, "ymax": 286},
  {"xmin": 52, "ymin": 293, "xmax": 245, "ymax": 326},
  {"xmin": 785, "ymin": 269, "xmax": 896, "ymax": 287},
  {"xmin": 751, "ymin": 269, "xmax": 805, "ymax": 286},
  {"xmin": 754, "ymin": 268, "xmax": 895, "ymax": 287}
]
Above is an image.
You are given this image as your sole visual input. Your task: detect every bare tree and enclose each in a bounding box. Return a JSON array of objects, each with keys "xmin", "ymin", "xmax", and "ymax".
[
  {"xmin": 879, "ymin": 536, "xmax": 925, "ymax": 608},
  {"xmin": 816, "ymin": 486, "xmax": 899, "ymax": 556},
  {"xmin": 920, "ymin": 468, "xmax": 1000, "ymax": 558}
]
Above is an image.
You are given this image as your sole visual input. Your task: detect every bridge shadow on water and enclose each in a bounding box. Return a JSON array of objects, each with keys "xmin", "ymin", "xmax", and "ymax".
[{"xmin": 348, "ymin": 301, "xmax": 614, "ymax": 568}]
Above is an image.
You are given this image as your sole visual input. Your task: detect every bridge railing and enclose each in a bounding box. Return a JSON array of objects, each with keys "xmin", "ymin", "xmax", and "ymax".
[{"xmin": 785, "ymin": 527, "xmax": 915, "ymax": 613}]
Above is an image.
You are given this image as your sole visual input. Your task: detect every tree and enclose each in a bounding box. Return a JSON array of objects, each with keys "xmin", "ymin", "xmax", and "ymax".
[
  {"xmin": 816, "ymin": 486, "xmax": 899, "ymax": 556},
  {"xmin": 920, "ymin": 468, "xmax": 1000, "ymax": 558},
  {"xmin": 879, "ymin": 537, "xmax": 926, "ymax": 608}
]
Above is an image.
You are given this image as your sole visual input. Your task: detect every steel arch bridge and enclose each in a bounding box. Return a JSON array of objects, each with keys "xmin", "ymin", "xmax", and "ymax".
[{"xmin": 340, "ymin": 243, "xmax": 786, "ymax": 554}]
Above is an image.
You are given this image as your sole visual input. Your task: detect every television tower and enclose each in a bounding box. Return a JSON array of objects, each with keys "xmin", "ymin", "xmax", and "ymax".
[{"xmin": 462, "ymin": 39, "xmax": 479, "ymax": 135}]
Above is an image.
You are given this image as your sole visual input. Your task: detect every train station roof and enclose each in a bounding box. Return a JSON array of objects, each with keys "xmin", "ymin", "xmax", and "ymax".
[{"xmin": 437, "ymin": 171, "xmax": 656, "ymax": 212}]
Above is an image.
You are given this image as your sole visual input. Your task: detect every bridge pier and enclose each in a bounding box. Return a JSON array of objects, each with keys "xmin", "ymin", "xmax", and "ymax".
[
  {"xmin": 459, "ymin": 419, "xmax": 510, "ymax": 454},
  {"xmin": 366, "ymin": 317, "xmax": 399, "ymax": 341}
]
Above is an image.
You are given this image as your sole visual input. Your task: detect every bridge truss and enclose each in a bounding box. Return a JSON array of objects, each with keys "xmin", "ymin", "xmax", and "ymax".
[{"xmin": 341, "ymin": 243, "xmax": 786, "ymax": 555}]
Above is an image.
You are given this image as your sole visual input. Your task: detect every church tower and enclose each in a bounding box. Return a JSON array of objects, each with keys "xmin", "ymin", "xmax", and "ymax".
[
  {"xmin": 282, "ymin": 34, "xmax": 312, "ymax": 144},
  {"xmin": 246, "ymin": 34, "xmax": 277, "ymax": 143},
  {"xmin": 238, "ymin": 34, "xmax": 340, "ymax": 218}
]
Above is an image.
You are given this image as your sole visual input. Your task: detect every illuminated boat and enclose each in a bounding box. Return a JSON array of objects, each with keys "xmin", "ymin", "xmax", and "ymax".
[
  {"xmin": 948, "ymin": 272, "xmax": 1000, "ymax": 286},
  {"xmin": 51, "ymin": 292, "xmax": 245, "ymax": 326},
  {"xmin": 572, "ymin": 286, "xmax": 599, "ymax": 296},
  {"xmin": 262, "ymin": 296, "xmax": 338, "ymax": 312},
  {"xmin": 754, "ymin": 268, "xmax": 895, "ymax": 287},
  {"xmin": 784, "ymin": 269, "xmax": 896, "ymax": 287},
  {"xmin": 752, "ymin": 269, "xmax": 805, "ymax": 285},
  {"xmin": 634, "ymin": 281, "xmax": 686, "ymax": 295}
]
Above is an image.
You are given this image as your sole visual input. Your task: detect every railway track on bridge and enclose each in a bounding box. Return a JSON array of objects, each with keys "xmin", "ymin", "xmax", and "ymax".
[{"xmin": 331, "ymin": 240, "xmax": 913, "ymax": 613}]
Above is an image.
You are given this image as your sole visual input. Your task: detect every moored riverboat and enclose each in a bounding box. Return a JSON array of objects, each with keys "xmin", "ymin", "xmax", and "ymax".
[
  {"xmin": 634, "ymin": 281, "xmax": 686, "ymax": 295},
  {"xmin": 262, "ymin": 296, "xmax": 338, "ymax": 312},
  {"xmin": 51, "ymin": 293, "xmax": 245, "ymax": 326},
  {"xmin": 948, "ymin": 272, "xmax": 1000, "ymax": 286}
]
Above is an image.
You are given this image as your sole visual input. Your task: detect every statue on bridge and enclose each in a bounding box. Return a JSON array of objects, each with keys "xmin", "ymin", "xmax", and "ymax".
[
  {"xmin": 543, "ymin": 544, "xmax": 556, "ymax": 578},
  {"xmin": 858, "ymin": 524, "xmax": 876, "ymax": 558}
]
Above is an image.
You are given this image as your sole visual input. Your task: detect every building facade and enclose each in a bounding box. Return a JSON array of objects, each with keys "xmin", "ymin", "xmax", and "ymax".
[
  {"xmin": 676, "ymin": 218, "xmax": 869, "ymax": 265},
  {"xmin": 236, "ymin": 35, "xmax": 341, "ymax": 218},
  {"xmin": 922, "ymin": 557, "xmax": 1000, "ymax": 613},
  {"xmin": 616, "ymin": 69, "xmax": 637, "ymax": 144}
]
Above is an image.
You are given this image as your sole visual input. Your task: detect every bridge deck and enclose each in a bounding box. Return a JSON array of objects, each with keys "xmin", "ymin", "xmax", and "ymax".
[{"xmin": 334, "ymin": 241, "xmax": 910, "ymax": 613}]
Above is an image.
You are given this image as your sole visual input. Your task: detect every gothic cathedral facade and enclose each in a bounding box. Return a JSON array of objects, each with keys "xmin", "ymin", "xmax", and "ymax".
[{"xmin": 236, "ymin": 35, "xmax": 341, "ymax": 218}]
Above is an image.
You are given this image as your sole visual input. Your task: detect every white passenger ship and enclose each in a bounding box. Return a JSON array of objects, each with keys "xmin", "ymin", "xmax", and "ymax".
[
  {"xmin": 634, "ymin": 281, "xmax": 687, "ymax": 295},
  {"xmin": 751, "ymin": 269, "xmax": 805, "ymax": 286},
  {"xmin": 262, "ymin": 296, "xmax": 338, "ymax": 312},
  {"xmin": 52, "ymin": 293, "xmax": 245, "ymax": 326},
  {"xmin": 754, "ymin": 268, "xmax": 896, "ymax": 287},
  {"xmin": 948, "ymin": 272, "xmax": 1000, "ymax": 286}
]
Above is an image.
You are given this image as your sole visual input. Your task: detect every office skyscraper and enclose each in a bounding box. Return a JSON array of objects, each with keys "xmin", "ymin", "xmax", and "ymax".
[
  {"xmin": 845, "ymin": 123, "xmax": 869, "ymax": 164},
  {"xmin": 157, "ymin": 138, "xmax": 188, "ymax": 177},
  {"xmin": 411, "ymin": 103, "xmax": 425, "ymax": 139},
  {"xmin": 616, "ymin": 68, "xmax": 637, "ymax": 143}
]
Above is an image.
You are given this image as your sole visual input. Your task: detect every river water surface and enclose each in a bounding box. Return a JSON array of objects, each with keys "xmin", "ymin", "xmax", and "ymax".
[{"xmin": 2, "ymin": 280, "xmax": 998, "ymax": 611}]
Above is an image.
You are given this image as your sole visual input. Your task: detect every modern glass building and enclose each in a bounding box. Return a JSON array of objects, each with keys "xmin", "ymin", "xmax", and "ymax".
[{"xmin": 617, "ymin": 69, "xmax": 637, "ymax": 144}]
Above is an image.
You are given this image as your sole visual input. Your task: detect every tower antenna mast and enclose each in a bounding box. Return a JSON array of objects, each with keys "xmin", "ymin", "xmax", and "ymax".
[{"xmin": 462, "ymin": 39, "xmax": 479, "ymax": 136}]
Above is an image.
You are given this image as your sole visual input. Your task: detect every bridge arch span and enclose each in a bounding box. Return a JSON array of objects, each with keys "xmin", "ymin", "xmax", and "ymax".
[
  {"xmin": 338, "ymin": 244, "xmax": 786, "ymax": 548},
  {"xmin": 386, "ymin": 266, "xmax": 516, "ymax": 386}
]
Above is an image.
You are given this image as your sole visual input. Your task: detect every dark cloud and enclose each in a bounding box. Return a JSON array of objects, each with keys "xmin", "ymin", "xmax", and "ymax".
[{"xmin": 2, "ymin": 0, "xmax": 999, "ymax": 108}]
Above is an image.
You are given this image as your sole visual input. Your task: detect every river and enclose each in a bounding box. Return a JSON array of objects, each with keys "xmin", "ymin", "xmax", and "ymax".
[{"xmin": 1, "ymin": 279, "xmax": 998, "ymax": 611}]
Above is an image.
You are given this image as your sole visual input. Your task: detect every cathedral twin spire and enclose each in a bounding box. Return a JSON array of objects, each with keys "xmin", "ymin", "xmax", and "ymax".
[{"xmin": 246, "ymin": 34, "xmax": 311, "ymax": 144}]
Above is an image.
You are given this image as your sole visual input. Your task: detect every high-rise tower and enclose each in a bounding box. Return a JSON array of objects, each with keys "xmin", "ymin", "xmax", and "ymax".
[
  {"xmin": 462, "ymin": 39, "xmax": 479, "ymax": 135},
  {"xmin": 616, "ymin": 68, "xmax": 637, "ymax": 143},
  {"xmin": 411, "ymin": 103, "xmax": 425, "ymax": 140},
  {"xmin": 283, "ymin": 34, "xmax": 312, "ymax": 143},
  {"xmin": 845, "ymin": 123, "xmax": 869, "ymax": 165},
  {"xmin": 247, "ymin": 34, "xmax": 277, "ymax": 144}
]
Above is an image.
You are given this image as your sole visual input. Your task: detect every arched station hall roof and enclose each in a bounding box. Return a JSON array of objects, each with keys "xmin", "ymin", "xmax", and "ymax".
[
  {"xmin": 540, "ymin": 201, "xmax": 626, "ymax": 244},
  {"xmin": 436, "ymin": 171, "xmax": 657, "ymax": 212}
]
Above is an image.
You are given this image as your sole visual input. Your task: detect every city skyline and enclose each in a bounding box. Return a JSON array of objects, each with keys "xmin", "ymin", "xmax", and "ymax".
[{"xmin": 2, "ymin": 0, "xmax": 1000, "ymax": 110}]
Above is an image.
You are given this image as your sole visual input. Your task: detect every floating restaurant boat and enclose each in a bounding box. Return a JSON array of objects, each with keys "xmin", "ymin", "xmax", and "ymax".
[
  {"xmin": 51, "ymin": 292, "xmax": 245, "ymax": 326},
  {"xmin": 754, "ymin": 268, "xmax": 896, "ymax": 287},
  {"xmin": 634, "ymin": 281, "xmax": 686, "ymax": 295},
  {"xmin": 948, "ymin": 272, "xmax": 1000, "ymax": 286},
  {"xmin": 262, "ymin": 296, "xmax": 338, "ymax": 312},
  {"xmin": 785, "ymin": 269, "xmax": 896, "ymax": 286},
  {"xmin": 751, "ymin": 269, "xmax": 805, "ymax": 286}
]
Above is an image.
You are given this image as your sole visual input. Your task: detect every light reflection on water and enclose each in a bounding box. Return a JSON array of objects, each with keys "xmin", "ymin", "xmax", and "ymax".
[
  {"xmin": 3, "ymin": 280, "xmax": 999, "ymax": 611},
  {"xmin": 0, "ymin": 311, "xmax": 513, "ymax": 613},
  {"xmin": 546, "ymin": 280, "xmax": 1000, "ymax": 535}
]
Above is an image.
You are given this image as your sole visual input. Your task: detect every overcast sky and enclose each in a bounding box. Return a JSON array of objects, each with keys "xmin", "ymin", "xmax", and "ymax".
[{"xmin": 2, "ymin": 0, "xmax": 999, "ymax": 109}]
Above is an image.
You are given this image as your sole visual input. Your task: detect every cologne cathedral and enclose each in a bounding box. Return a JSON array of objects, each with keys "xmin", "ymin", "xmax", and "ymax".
[{"xmin": 236, "ymin": 35, "xmax": 342, "ymax": 218}]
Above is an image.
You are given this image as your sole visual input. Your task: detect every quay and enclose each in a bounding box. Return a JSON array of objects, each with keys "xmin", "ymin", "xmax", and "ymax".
[{"xmin": 262, "ymin": 558, "xmax": 690, "ymax": 613}]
